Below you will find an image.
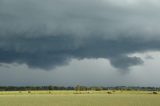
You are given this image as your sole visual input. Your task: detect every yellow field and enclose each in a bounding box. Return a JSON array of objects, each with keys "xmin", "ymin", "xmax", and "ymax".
[{"xmin": 0, "ymin": 91, "xmax": 160, "ymax": 106}]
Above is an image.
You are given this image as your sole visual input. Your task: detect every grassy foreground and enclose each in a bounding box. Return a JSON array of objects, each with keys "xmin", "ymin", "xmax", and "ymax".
[{"xmin": 0, "ymin": 91, "xmax": 160, "ymax": 106}]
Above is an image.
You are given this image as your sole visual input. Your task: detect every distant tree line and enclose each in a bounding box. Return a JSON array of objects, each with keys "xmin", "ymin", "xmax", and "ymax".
[
  {"xmin": 0, "ymin": 85, "xmax": 160, "ymax": 91},
  {"xmin": 75, "ymin": 85, "xmax": 160, "ymax": 91},
  {"xmin": 0, "ymin": 86, "xmax": 74, "ymax": 91}
]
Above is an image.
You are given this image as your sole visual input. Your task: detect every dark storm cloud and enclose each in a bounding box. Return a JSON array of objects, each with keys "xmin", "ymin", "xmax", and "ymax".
[{"xmin": 0, "ymin": 0, "xmax": 160, "ymax": 70}]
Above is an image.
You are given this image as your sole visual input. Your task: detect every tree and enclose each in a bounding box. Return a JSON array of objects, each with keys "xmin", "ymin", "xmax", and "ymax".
[{"xmin": 75, "ymin": 85, "xmax": 81, "ymax": 91}]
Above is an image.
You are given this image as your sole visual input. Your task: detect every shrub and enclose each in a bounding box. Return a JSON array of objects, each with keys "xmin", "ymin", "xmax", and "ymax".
[
  {"xmin": 153, "ymin": 92, "xmax": 158, "ymax": 94},
  {"xmin": 107, "ymin": 92, "xmax": 112, "ymax": 94}
]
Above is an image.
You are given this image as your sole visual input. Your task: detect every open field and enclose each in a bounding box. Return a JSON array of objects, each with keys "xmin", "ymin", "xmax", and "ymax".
[{"xmin": 0, "ymin": 91, "xmax": 160, "ymax": 106}]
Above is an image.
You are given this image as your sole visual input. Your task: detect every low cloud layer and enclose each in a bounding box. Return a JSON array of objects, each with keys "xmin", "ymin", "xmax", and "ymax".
[{"xmin": 0, "ymin": 0, "xmax": 160, "ymax": 70}]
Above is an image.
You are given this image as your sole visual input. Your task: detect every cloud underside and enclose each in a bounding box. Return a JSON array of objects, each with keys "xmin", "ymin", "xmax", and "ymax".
[
  {"xmin": 0, "ymin": 0, "xmax": 160, "ymax": 70},
  {"xmin": 0, "ymin": 35, "xmax": 159, "ymax": 70}
]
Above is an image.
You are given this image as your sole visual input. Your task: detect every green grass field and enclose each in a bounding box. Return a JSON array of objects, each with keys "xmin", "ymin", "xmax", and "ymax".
[{"xmin": 0, "ymin": 91, "xmax": 160, "ymax": 106}]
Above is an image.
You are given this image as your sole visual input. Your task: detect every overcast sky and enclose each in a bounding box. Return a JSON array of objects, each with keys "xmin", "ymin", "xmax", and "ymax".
[{"xmin": 0, "ymin": 0, "xmax": 160, "ymax": 86}]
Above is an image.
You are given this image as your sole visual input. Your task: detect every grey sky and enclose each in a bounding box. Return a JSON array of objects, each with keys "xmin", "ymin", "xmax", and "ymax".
[{"xmin": 0, "ymin": 0, "xmax": 160, "ymax": 86}]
